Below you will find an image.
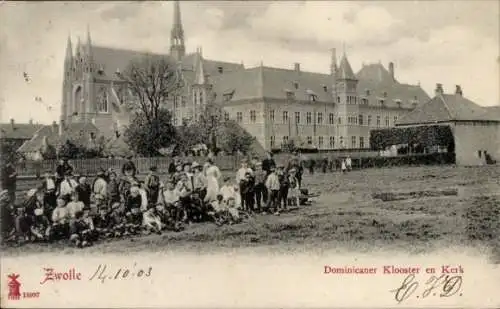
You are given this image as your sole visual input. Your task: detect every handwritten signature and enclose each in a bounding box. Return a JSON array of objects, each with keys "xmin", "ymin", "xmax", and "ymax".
[
  {"xmin": 391, "ymin": 274, "xmax": 463, "ymax": 303},
  {"xmin": 89, "ymin": 264, "xmax": 152, "ymax": 283}
]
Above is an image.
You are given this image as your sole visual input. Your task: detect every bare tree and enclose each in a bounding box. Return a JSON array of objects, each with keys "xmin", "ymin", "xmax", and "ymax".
[{"xmin": 117, "ymin": 54, "xmax": 183, "ymax": 125}]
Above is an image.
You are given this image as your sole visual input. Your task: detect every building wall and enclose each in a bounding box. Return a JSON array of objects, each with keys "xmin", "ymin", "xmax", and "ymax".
[
  {"xmin": 223, "ymin": 101, "xmax": 267, "ymax": 149},
  {"xmin": 452, "ymin": 121, "xmax": 500, "ymax": 166}
]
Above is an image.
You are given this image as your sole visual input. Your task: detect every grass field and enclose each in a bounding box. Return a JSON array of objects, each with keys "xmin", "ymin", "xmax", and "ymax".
[{"xmin": 2, "ymin": 165, "xmax": 500, "ymax": 258}]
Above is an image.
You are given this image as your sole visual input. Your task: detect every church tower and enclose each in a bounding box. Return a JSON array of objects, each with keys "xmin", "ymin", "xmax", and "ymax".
[
  {"xmin": 335, "ymin": 51, "xmax": 359, "ymax": 148},
  {"xmin": 191, "ymin": 47, "xmax": 211, "ymax": 122},
  {"xmin": 80, "ymin": 25, "xmax": 95, "ymax": 122},
  {"xmin": 170, "ymin": 0, "xmax": 185, "ymax": 61},
  {"xmin": 61, "ymin": 35, "xmax": 73, "ymax": 125}
]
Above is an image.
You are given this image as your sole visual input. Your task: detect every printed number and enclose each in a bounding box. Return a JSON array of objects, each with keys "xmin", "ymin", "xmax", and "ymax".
[{"xmin": 23, "ymin": 292, "xmax": 40, "ymax": 298}]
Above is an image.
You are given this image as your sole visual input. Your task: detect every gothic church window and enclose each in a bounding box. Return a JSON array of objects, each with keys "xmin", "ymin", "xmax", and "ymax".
[{"xmin": 97, "ymin": 87, "xmax": 109, "ymax": 113}]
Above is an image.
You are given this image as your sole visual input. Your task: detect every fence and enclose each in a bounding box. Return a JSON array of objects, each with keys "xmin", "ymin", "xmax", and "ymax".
[{"xmin": 15, "ymin": 151, "xmax": 381, "ymax": 176}]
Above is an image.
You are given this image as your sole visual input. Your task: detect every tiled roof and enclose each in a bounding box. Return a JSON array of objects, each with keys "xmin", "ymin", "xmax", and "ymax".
[
  {"xmin": 356, "ymin": 63, "xmax": 394, "ymax": 83},
  {"xmin": 397, "ymin": 94, "xmax": 499, "ymax": 125},
  {"xmin": 210, "ymin": 64, "xmax": 429, "ymax": 108},
  {"xmin": 91, "ymin": 46, "xmax": 243, "ymax": 81},
  {"xmin": 0, "ymin": 123, "xmax": 43, "ymax": 140},
  {"xmin": 18, "ymin": 122, "xmax": 100, "ymax": 153}
]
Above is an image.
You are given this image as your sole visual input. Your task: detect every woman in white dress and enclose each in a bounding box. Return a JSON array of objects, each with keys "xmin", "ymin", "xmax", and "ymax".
[{"xmin": 203, "ymin": 159, "xmax": 222, "ymax": 203}]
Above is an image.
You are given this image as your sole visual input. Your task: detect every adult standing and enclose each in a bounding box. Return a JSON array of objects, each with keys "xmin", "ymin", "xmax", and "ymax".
[
  {"xmin": 261, "ymin": 152, "xmax": 276, "ymax": 176},
  {"xmin": 203, "ymin": 158, "xmax": 221, "ymax": 203},
  {"xmin": 1, "ymin": 162, "xmax": 17, "ymax": 205}
]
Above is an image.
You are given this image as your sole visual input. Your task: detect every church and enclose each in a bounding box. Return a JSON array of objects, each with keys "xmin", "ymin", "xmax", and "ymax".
[{"xmin": 57, "ymin": 1, "xmax": 430, "ymax": 152}]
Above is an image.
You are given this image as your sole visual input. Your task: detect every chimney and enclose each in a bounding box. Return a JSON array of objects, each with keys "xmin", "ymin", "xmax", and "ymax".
[
  {"xmin": 10, "ymin": 118, "xmax": 14, "ymax": 129},
  {"xmin": 455, "ymin": 85, "xmax": 463, "ymax": 96},
  {"xmin": 294, "ymin": 63, "xmax": 300, "ymax": 73},
  {"xmin": 388, "ymin": 62, "xmax": 395, "ymax": 81},
  {"xmin": 435, "ymin": 83, "xmax": 444, "ymax": 95},
  {"xmin": 29, "ymin": 118, "xmax": 33, "ymax": 125},
  {"xmin": 52, "ymin": 121, "xmax": 57, "ymax": 133}
]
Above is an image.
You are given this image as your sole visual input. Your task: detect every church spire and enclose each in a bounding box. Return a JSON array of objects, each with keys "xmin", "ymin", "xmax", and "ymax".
[
  {"xmin": 170, "ymin": 0, "xmax": 185, "ymax": 61},
  {"xmin": 86, "ymin": 24, "xmax": 93, "ymax": 56},
  {"xmin": 65, "ymin": 35, "xmax": 73, "ymax": 63}
]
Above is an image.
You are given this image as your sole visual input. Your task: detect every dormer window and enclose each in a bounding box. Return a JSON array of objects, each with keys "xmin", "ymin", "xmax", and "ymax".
[
  {"xmin": 379, "ymin": 98, "xmax": 385, "ymax": 106},
  {"xmin": 361, "ymin": 98, "xmax": 368, "ymax": 105},
  {"xmin": 394, "ymin": 99, "xmax": 402, "ymax": 108},
  {"xmin": 97, "ymin": 66, "xmax": 104, "ymax": 75},
  {"xmin": 223, "ymin": 89, "xmax": 234, "ymax": 102},
  {"xmin": 293, "ymin": 81, "xmax": 299, "ymax": 89},
  {"xmin": 309, "ymin": 94, "xmax": 317, "ymax": 102},
  {"xmin": 217, "ymin": 66, "xmax": 223, "ymax": 74}
]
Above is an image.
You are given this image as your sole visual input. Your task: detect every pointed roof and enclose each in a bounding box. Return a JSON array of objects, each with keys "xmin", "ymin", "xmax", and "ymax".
[
  {"xmin": 65, "ymin": 35, "xmax": 73, "ymax": 61},
  {"xmin": 75, "ymin": 36, "xmax": 82, "ymax": 56},
  {"xmin": 86, "ymin": 25, "xmax": 93, "ymax": 57},
  {"xmin": 171, "ymin": 0, "xmax": 184, "ymax": 39},
  {"xmin": 194, "ymin": 47, "xmax": 207, "ymax": 84},
  {"xmin": 397, "ymin": 93, "xmax": 499, "ymax": 125},
  {"xmin": 356, "ymin": 63, "xmax": 394, "ymax": 84},
  {"xmin": 337, "ymin": 53, "xmax": 356, "ymax": 80}
]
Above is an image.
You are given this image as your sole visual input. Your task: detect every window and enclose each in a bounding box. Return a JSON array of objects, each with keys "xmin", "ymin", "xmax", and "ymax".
[
  {"xmin": 224, "ymin": 112, "xmax": 229, "ymax": 121},
  {"xmin": 379, "ymin": 99, "xmax": 385, "ymax": 106},
  {"xmin": 282, "ymin": 135, "xmax": 289, "ymax": 145},
  {"xmin": 318, "ymin": 136, "xmax": 324, "ymax": 148},
  {"xmin": 250, "ymin": 110, "xmax": 256, "ymax": 123},
  {"xmin": 367, "ymin": 115, "xmax": 372, "ymax": 126},
  {"xmin": 283, "ymin": 111, "xmax": 289, "ymax": 123},
  {"xmin": 307, "ymin": 136, "xmax": 312, "ymax": 145},
  {"xmin": 317, "ymin": 112, "xmax": 323, "ymax": 124},
  {"xmin": 198, "ymin": 92, "xmax": 203, "ymax": 105},
  {"xmin": 329, "ymin": 136, "xmax": 335, "ymax": 148},
  {"xmin": 338, "ymin": 117, "xmax": 342, "ymax": 125},
  {"xmin": 193, "ymin": 92, "xmax": 197, "ymax": 105},
  {"xmin": 351, "ymin": 136, "xmax": 356, "ymax": 148},
  {"xmin": 385, "ymin": 116, "xmax": 390, "ymax": 127},
  {"xmin": 376, "ymin": 116, "xmax": 381, "ymax": 127},
  {"xmin": 309, "ymin": 94, "xmax": 317, "ymax": 102},
  {"xmin": 394, "ymin": 116, "xmax": 398, "ymax": 124},
  {"xmin": 181, "ymin": 96, "xmax": 187, "ymax": 108},
  {"xmin": 359, "ymin": 136, "xmax": 364, "ymax": 149},
  {"xmin": 358, "ymin": 114, "xmax": 364, "ymax": 125},
  {"xmin": 217, "ymin": 66, "xmax": 223, "ymax": 74},
  {"xmin": 340, "ymin": 136, "xmax": 344, "ymax": 148},
  {"xmin": 361, "ymin": 98, "xmax": 368, "ymax": 105},
  {"xmin": 337, "ymin": 96, "xmax": 340, "ymax": 103},
  {"xmin": 236, "ymin": 112, "xmax": 243, "ymax": 123},
  {"xmin": 270, "ymin": 110, "xmax": 275, "ymax": 122},
  {"xmin": 293, "ymin": 81, "xmax": 299, "ymax": 89},
  {"xmin": 286, "ymin": 91, "xmax": 295, "ymax": 100},
  {"xmin": 295, "ymin": 112, "xmax": 301, "ymax": 124},
  {"xmin": 270, "ymin": 136, "xmax": 275, "ymax": 148},
  {"xmin": 329, "ymin": 113, "xmax": 334, "ymax": 124},
  {"xmin": 306, "ymin": 112, "xmax": 312, "ymax": 124},
  {"xmin": 323, "ymin": 85, "xmax": 328, "ymax": 92},
  {"xmin": 97, "ymin": 88, "xmax": 108, "ymax": 113}
]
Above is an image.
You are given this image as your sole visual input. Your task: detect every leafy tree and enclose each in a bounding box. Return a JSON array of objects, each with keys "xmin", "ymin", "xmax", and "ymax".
[
  {"xmin": 124, "ymin": 109, "xmax": 177, "ymax": 156},
  {"xmin": 0, "ymin": 139, "xmax": 21, "ymax": 165},
  {"xmin": 115, "ymin": 54, "xmax": 183, "ymax": 156},
  {"xmin": 57, "ymin": 140, "xmax": 81, "ymax": 159},
  {"xmin": 215, "ymin": 120, "xmax": 255, "ymax": 155}
]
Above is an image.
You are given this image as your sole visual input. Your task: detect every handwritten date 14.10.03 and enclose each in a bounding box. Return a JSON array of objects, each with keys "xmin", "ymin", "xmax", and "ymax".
[
  {"xmin": 89, "ymin": 264, "xmax": 152, "ymax": 283},
  {"xmin": 391, "ymin": 274, "xmax": 463, "ymax": 303}
]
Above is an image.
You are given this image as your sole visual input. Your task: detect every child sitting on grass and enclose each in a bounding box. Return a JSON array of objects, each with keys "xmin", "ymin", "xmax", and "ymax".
[
  {"xmin": 30, "ymin": 207, "xmax": 50, "ymax": 242},
  {"xmin": 51, "ymin": 198, "xmax": 70, "ymax": 240},
  {"xmin": 94, "ymin": 207, "xmax": 112, "ymax": 238},
  {"xmin": 143, "ymin": 206, "xmax": 162, "ymax": 235},
  {"xmin": 69, "ymin": 210, "xmax": 94, "ymax": 248}
]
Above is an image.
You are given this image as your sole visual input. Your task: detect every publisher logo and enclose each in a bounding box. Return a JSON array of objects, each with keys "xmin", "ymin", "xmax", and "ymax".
[{"xmin": 7, "ymin": 273, "xmax": 21, "ymax": 300}]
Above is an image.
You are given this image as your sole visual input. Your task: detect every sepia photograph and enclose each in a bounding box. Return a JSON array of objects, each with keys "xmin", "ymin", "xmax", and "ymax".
[{"xmin": 0, "ymin": 1, "xmax": 499, "ymax": 307}]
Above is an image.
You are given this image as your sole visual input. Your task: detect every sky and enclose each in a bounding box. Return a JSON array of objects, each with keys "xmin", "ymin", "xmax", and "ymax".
[{"xmin": 0, "ymin": 1, "xmax": 499, "ymax": 124}]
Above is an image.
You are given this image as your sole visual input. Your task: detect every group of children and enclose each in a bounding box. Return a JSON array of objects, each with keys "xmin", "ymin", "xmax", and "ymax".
[{"xmin": 1, "ymin": 154, "xmax": 308, "ymax": 247}]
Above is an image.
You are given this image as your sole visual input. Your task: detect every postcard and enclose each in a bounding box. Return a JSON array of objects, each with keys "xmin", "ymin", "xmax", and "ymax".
[{"xmin": 1, "ymin": 1, "xmax": 499, "ymax": 308}]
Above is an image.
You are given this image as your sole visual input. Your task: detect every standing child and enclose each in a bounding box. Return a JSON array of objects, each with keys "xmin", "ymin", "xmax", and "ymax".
[
  {"xmin": 241, "ymin": 172, "xmax": 255, "ymax": 213},
  {"xmin": 277, "ymin": 165, "xmax": 289, "ymax": 212},
  {"xmin": 94, "ymin": 207, "xmax": 112, "ymax": 238},
  {"xmin": 265, "ymin": 166, "xmax": 280, "ymax": 215},
  {"xmin": 287, "ymin": 168, "xmax": 301, "ymax": 207},
  {"xmin": 107, "ymin": 171, "xmax": 120, "ymax": 208},
  {"xmin": 144, "ymin": 166, "xmax": 161, "ymax": 206},
  {"xmin": 341, "ymin": 158, "xmax": 347, "ymax": 173},
  {"xmin": 40, "ymin": 171, "xmax": 57, "ymax": 212},
  {"xmin": 236, "ymin": 159, "xmax": 253, "ymax": 210}
]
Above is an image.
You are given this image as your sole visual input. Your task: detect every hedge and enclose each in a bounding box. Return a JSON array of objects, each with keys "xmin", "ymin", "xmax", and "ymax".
[{"xmin": 370, "ymin": 125, "xmax": 454, "ymax": 151}]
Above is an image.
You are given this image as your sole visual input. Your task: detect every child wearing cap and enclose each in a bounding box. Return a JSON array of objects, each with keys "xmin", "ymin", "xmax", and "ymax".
[{"xmin": 76, "ymin": 176, "xmax": 92, "ymax": 208}]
